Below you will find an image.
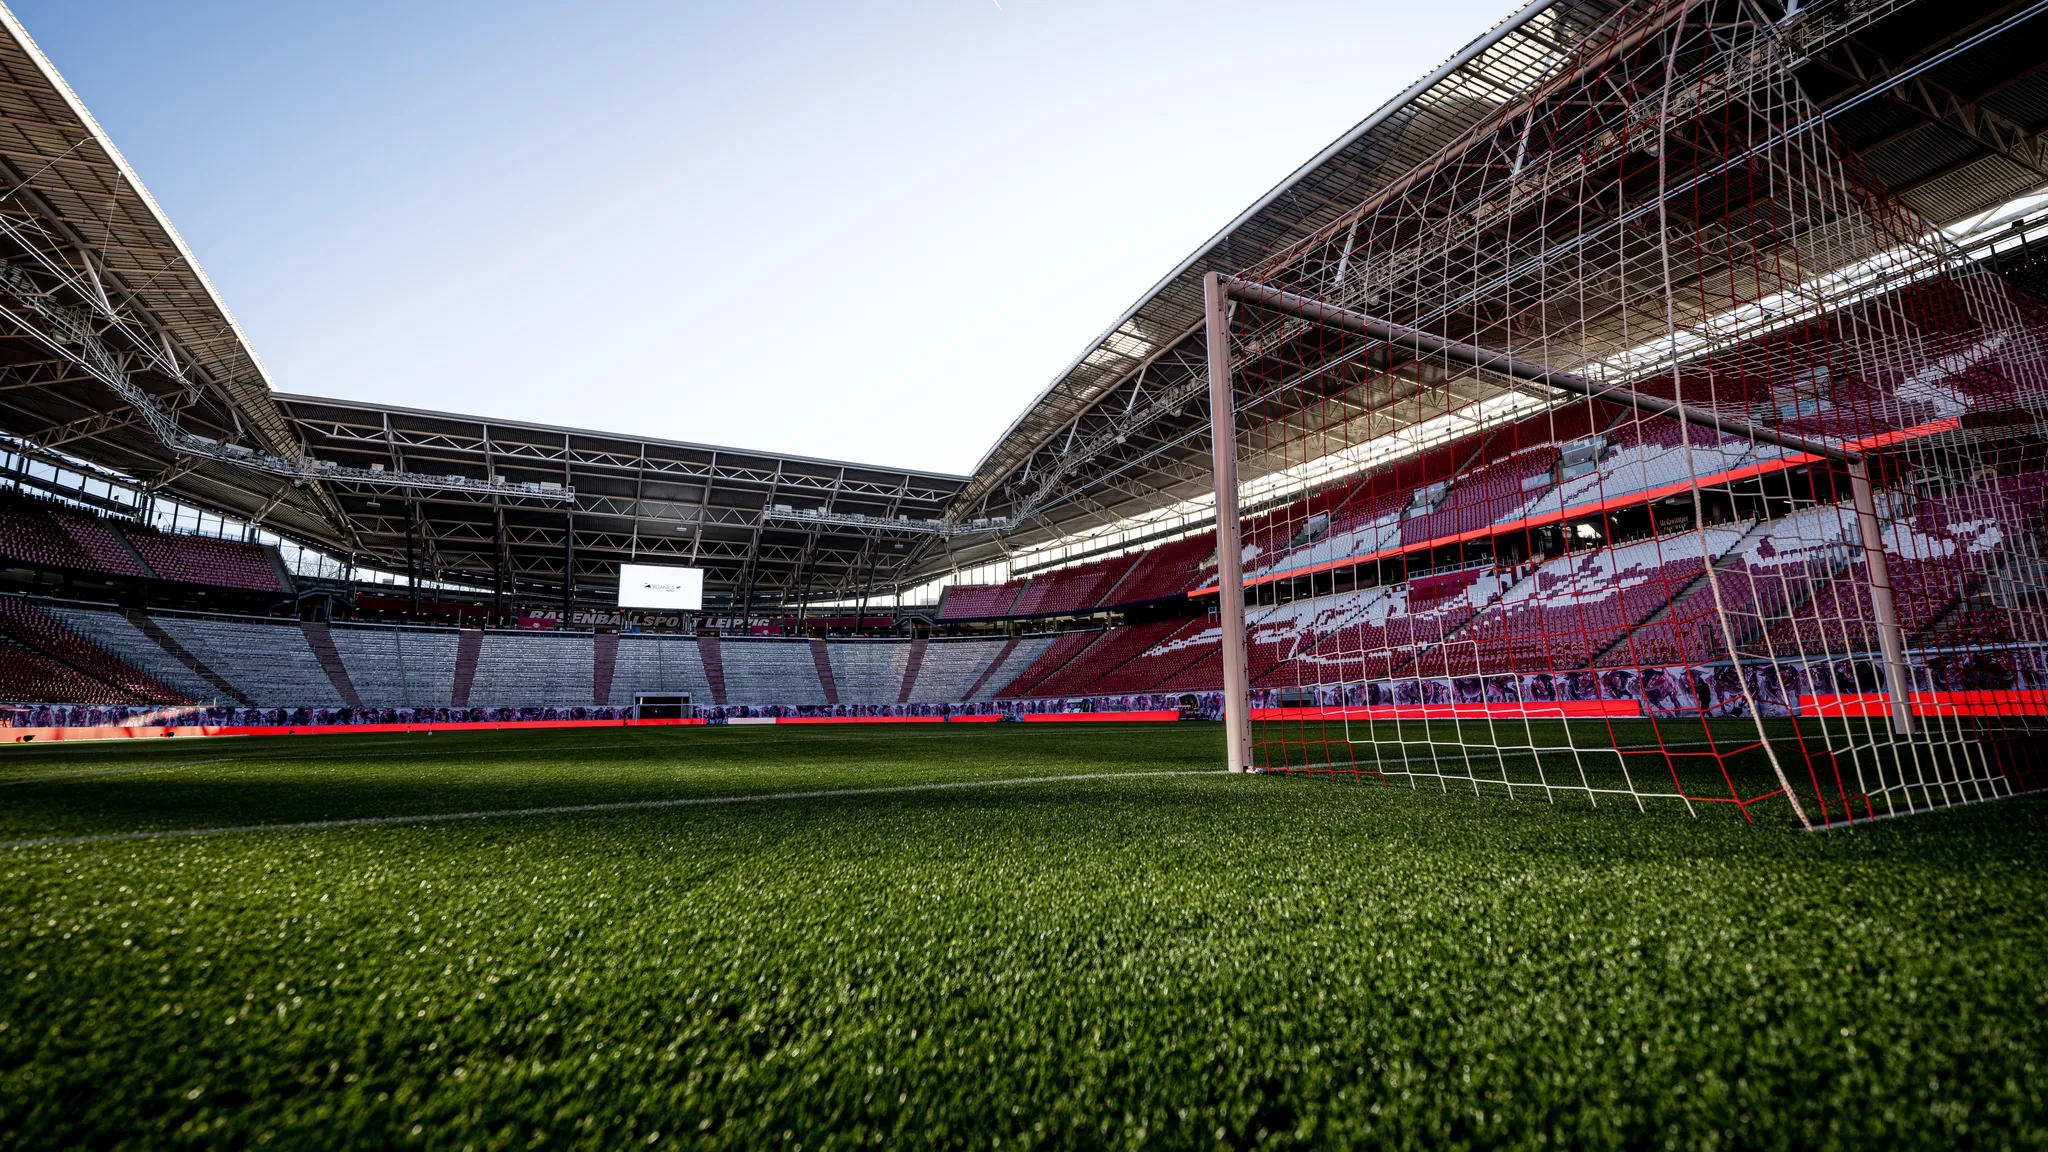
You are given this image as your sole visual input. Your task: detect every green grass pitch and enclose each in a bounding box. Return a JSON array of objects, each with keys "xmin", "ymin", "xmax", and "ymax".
[{"xmin": 2, "ymin": 723, "xmax": 2045, "ymax": 1148}]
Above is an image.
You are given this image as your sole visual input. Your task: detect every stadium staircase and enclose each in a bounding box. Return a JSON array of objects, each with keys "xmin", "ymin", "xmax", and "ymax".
[
  {"xmin": 1041, "ymin": 619, "xmax": 1186, "ymax": 696},
  {"xmin": 897, "ymin": 638, "xmax": 927, "ymax": 703},
  {"xmin": 1387, "ymin": 576, "xmax": 1503, "ymax": 677},
  {"xmin": 997, "ymin": 630, "xmax": 1100, "ymax": 697},
  {"xmin": 111, "ymin": 528, "xmax": 156, "ymax": 578},
  {"xmin": 961, "ymin": 635, "xmax": 1020, "ymax": 699},
  {"xmin": 128, "ymin": 609, "xmax": 249, "ymax": 705},
  {"xmin": 450, "ymin": 629, "xmax": 483, "ymax": 707},
  {"xmin": 900, "ymin": 638, "xmax": 1003, "ymax": 702},
  {"xmin": 824, "ymin": 640, "xmax": 908, "ymax": 703},
  {"xmin": 593, "ymin": 632, "xmax": 619, "ymax": 705},
  {"xmin": 1250, "ymin": 588, "xmax": 1397, "ymax": 688},
  {"xmin": 268, "ymin": 550, "xmax": 296, "ymax": 594},
  {"xmin": 1093, "ymin": 557, "xmax": 1142, "ymax": 607},
  {"xmin": 1588, "ymin": 520, "xmax": 1766, "ymax": 666},
  {"xmin": 0, "ymin": 596, "xmax": 183, "ymax": 704},
  {"xmin": 1734, "ymin": 550, "xmax": 1853, "ymax": 653},
  {"xmin": 1914, "ymin": 595, "xmax": 1969, "ymax": 645},
  {"xmin": 974, "ymin": 634, "xmax": 1059, "ymax": 696},
  {"xmin": 697, "ymin": 635, "xmax": 728, "ymax": 705},
  {"xmin": 1133, "ymin": 624, "xmax": 1222, "ymax": 693},
  {"xmin": 329, "ymin": 624, "xmax": 457, "ymax": 709},
  {"xmin": 300, "ymin": 621, "xmax": 362, "ymax": 707},
  {"xmin": 810, "ymin": 638, "xmax": 839, "ymax": 705}
]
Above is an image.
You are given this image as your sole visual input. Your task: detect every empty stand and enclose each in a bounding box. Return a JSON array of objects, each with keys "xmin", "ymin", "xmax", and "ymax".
[
  {"xmin": 451, "ymin": 629, "xmax": 483, "ymax": 706},
  {"xmin": 467, "ymin": 632, "xmax": 596, "ymax": 706},
  {"xmin": 978, "ymin": 634, "xmax": 1062, "ymax": 696},
  {"xmin": 300, "ymin": 622, "xmax": 363, "ymax": 707},
  {"xmin": 0, "ymin": 492, "xmax": 139, "ymax": 575},
  {"xmin": 1090, "ymin": 618, "xmax": 1219, "ymax": 693},
  {"xmin": 1105, "ymin": 534, "xmax": 1214, "ymax": 608},
  {"xmin": 608, "ymin": 634, "xmax": 715, "ymax": 706},
  {"xmin": 48, "ymin": 504, "xmax": 151, "ymax": 577},
  {"xmin": 1439, "ymin": 530, "xmax": 1747, "ymax": 676},
  {"xmin": 148, "ymin": 614, "xmax": 341, "ymax": 707},
  {"xmin": 904, "ymin": 638, "xmax": 1008, "ymax": 702},
  {"xmin": 1009, "ymin": 557, "xmax": 1138, "ymax": 617},
  {"xmin": 826, "ymin": 640, "xmax": 912, "ymax": 704},
  {"xmin": 118, "ymin": 525, "xmax": 283, "ymax": 592},
  {"xmin": 938, "ymin": 582, "xmax": 1023, "ymax": 621},
  {"xmin": 1402, "ymin": 446, "xmax": 1561, "ymax": 544},
  {"xmin": 1026, "ymin": 619, "xmax": 1185, "ymax": 697},
  {"xmin": 593, "ymin": 633, "xmax": 620, "ymax": 705},
  {"xmin": 810, "ymin": 638, "xmax": 840, "ymax": 705},
  {"xmin": 8, "ymin": 459, "xmax": 2033, "ymax": 716},
  {"xmin": 697, "ymin": 636, "xmax": 727, "ymax": 705},
  {"xmin": 0, "ymin": 596, "xmax": 183, "ymax": 703},
  {"xmin": 0, "ymin": 636, "xmax": 135, "ymax": 705},
  {"xmin": 993, "ymin": 630, "xmax": 1100, "ymax": 698},
  {"xmin": 331, "ymin": 624, "xmax": 461, "ymax": 708},
  {"xmin": 720, "ymin": 639, "xmax": 825, "ymax": 705},
  {"xmin": 897, "ymin": 638, "xmax": 928, "ymax": 703},
  {"xmin": 961, "ymin": 635, "xmax": 1021, "ymax": 699},
  {"xmin": 40, "ymin": 604, "xmax": 219, "ymax": 701}
]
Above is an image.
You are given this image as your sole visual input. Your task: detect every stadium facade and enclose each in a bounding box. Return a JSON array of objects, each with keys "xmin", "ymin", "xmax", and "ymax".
[{"xmin": 3, "ymin": 0, "xmax": 2047, "ymax": 813}]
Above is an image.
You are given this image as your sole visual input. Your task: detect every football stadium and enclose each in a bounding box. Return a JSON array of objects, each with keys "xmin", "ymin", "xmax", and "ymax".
[{"xmin": 6, "ymin": 0, "xmax": 2048, "ymax": 1144}]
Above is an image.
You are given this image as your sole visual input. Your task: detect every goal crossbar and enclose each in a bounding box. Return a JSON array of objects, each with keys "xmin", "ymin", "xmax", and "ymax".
[{"xmin": 1201, "ymin": 271, "xmax": 1918, "ymax": 773}]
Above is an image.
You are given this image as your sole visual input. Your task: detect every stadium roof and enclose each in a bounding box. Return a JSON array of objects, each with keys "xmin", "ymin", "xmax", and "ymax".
[
  {"xmin": 0, "ymin": 5, "xmax": 966, "ymax": 608},
  {"xmin": 1, "ymin": 0, "xmax": 2045, "ymax": 609},
  {"xmin": 277, "ymin": 393, "xmax": 968, "ymax": 610},
  {"xmin": 934, "ymin": 0, "xmax": 2048, "ymax": 577},
  {"xmin": 0, "ymin": 4, "xmax": 346, "ymax": 550}
]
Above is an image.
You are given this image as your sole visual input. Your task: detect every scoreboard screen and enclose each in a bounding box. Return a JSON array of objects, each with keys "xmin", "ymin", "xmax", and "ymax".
[{"xmin": 617, "ymin": 563, "xmax": 704, "ymax": 610}]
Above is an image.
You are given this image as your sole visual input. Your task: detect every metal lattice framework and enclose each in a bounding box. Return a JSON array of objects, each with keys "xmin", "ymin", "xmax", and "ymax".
[
  {"xmin": 1, "ymin": 0, "xmax": 2046, "ymax": 617},
  {"xmin": 279, "ymin": 395, "xmax": 968, "ymax": 611},
  {"xmin": 1200, "ymin": 0, "xmax": 2048, "ymax": 826},
  {"xmin": 938, "ymin": 0, "xmax": 2048, "ymax": 586}
]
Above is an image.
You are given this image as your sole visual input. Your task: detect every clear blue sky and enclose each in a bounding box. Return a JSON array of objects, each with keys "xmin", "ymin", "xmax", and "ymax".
[{"xmin": 13, "ymin": 0, "xmax": 1518, "ymax": 475}]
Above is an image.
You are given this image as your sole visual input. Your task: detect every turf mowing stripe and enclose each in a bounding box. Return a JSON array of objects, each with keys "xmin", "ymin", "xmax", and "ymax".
[
  {"xmin": 0, "ymin": 769, "xmax": 1226, "ymax": 849},
  {"xmin": 0, "ymin": 757, "xmax": 243, "ymax": 787}
]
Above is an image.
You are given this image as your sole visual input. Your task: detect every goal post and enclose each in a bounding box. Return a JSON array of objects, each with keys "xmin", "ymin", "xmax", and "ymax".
[
  {"xmin": 1193, "ymin": 0, "xmax": 2048, "ymax": 823},
  {"xmin": 1205, "ymin": 272, "xmax": 1253, "ymax": 774},
  {"xmin": 1202, "ymin": 262, "xmax": 2047, "ymax": 823}
]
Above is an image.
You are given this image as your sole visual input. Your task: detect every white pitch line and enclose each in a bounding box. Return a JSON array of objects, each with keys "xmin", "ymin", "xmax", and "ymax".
[{"xmin": 0, "ymin": 769, "xmax": 1226, "ymax": 849}]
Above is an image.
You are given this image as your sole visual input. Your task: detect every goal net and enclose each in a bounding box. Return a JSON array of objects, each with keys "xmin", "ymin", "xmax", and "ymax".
[{"xmin": 1203, "ymin": 0, "xmax": 2048, "ymax": 827}]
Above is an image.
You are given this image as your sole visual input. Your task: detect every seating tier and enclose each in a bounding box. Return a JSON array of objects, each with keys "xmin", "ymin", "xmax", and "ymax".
[
  {"xmin": 906, "ymin": 639, "xmax": 1008, "ymax": 702},
  {"xmin": 609, "ymin": 635, "xmax": 716, "ymax": 706},
  {"xmin": 331, "ymin": 625, "xmax": 461, "ymax": 707},
  {"xmin": 468, "ymin": 633, "xmax": 596, "ymax": 706},
  {"xmin": 41, "ymin": 605, "xmax": 219, "ymax": 700},
  {"xmin": 721, "ymin": 639, "xmax": 826, "ymax": 705},
  {"xmin": 826, "ymin": 641, "xmax": 912, "ymax": 704},
  {"xmin": 151, "ymin": 615, "xmax": 341, "ymax": 706}
]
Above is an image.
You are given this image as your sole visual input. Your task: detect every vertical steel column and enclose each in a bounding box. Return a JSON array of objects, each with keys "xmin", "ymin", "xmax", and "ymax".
[
  {"xmin": 854, "ymin": 544, "xmax": 878, "ymax": 635},
  {"xmin": 1849, "ymin": 459, "xmax": 1913, "ymax": 735},
  {"xmin": 795, "ymin": 537, "xmax": 815, "ymax": 627},
  {"xmin": 562, "ymin": 513, "xmax": 575, "ymax": 621},
  {"xmin": 1204, "ymin": 272, "xmax": 1252, "ymax": 773},
  {"xmin": 405, "ymin": 501, "xmax": 420, "ymax": 616},
  {"xmin": 492, "ymin": 509, "xmax": 505, "ymax": 628}
]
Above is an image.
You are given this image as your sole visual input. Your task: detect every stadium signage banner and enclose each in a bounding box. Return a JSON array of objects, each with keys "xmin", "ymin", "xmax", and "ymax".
[
  {"xmin": 513, "ymin": 610, "xmax": 787, "ymax": 633},
  {"xmin": 518, "ymin": 609, "xmax": 693, "ymax": 630}
]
